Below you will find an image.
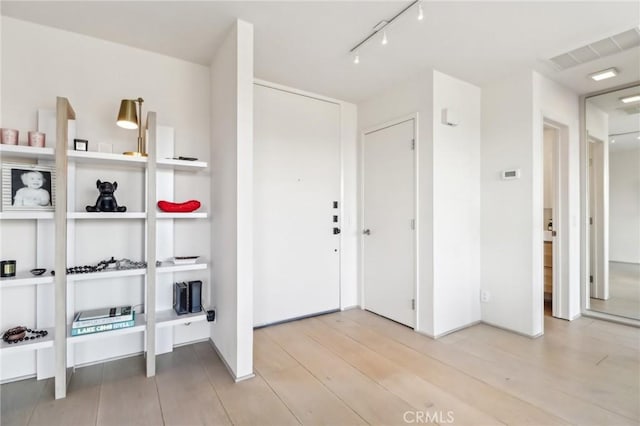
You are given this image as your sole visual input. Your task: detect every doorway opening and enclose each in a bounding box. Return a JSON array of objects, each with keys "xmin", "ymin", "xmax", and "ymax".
[
  {"xmin": 542, "ymin": 118, "xmax": 570, "ymax": 320},
  {"xmin": 543, "ymin": 124, "xmax": 557, "ymax": 316}
]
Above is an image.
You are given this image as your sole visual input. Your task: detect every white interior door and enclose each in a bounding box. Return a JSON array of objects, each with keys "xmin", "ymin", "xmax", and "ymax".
[
  {"xmin": 253, "ymin": 84, "xmax": 341, "ymax": 327},
  {"xmin": 363, "ymin": 119, "xmax": 415, "ymax": 327}
]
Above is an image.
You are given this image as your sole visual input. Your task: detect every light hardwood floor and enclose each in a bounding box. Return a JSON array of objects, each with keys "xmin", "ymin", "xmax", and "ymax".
[
  {"xmin": 590, "ymin": 262, "xmax": 640, "ymax": 320},
  {"xmin": 2, "ymin": 309, "xmax": 639, "ymax": 425}
]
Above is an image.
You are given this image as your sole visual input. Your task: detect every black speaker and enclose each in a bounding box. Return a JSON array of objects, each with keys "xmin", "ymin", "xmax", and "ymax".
[
  {"xmin": 188, "ymin": 280, "xmax": 202, "ymax": 313},
  {"xmin": 173, "ymin": 282, "xmax": 188, "ymax": 315}
]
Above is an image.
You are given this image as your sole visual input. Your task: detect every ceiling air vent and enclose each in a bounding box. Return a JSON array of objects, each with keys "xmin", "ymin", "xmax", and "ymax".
[{"xmin": 549, "ymin": 27, "xmax": 640, "ymax": 71}]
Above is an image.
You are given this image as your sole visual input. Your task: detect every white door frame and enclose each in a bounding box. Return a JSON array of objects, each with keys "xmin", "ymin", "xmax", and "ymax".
[
  {"xmin": 542, "ymin": 118, "xmax": 571, "ymax": 320},
  {"xmin": 360, "ymin": 113, "xmax": 419, "ymax": 328}
]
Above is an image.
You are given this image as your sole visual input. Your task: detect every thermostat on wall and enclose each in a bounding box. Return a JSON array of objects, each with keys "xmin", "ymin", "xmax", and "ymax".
[{"xmin": 501, "ymin": 169, "xmax": 521, "ymax": 180}]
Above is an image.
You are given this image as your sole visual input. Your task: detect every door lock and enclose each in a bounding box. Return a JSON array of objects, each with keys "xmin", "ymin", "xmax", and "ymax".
[{"xmin": 363, "ymin": 229, "xmax": 371, "ymax": 235}]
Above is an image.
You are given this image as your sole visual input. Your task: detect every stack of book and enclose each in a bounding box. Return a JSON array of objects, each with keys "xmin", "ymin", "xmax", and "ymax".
[{"xmin": 71, "ymin": 305, "xmax": 136, "ymax": 336}]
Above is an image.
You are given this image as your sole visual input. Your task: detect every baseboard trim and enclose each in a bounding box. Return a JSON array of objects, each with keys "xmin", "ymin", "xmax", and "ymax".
[
  {"xmin": 480, "ymin": 320, "xmax": 544, "ymax": 338},
  {"xmin": 433, "ymin": 321, "xmax": 482, "ymax": 339},
  {"xmin": 207, "ymin": 338, "xmax": 256, "ymax": 383}
]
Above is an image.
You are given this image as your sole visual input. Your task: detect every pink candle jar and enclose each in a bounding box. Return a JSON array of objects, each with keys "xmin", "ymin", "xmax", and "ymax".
[
  {"xmin": 28, "ymin": 131, "xmax": 46, "ymax": 147},
  {"xmin": 0, "ymin": 128, "xmax": 19, "ymax": 145}
]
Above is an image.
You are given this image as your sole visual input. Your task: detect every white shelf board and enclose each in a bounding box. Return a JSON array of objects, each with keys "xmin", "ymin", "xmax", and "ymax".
[
  {"xmin": 0, "ymin": 211, "xmax": 54, "ymax": 220},
  {"xmin": 67, "ymin": 267, "xmax": 146, "ymax": 282},
  {"xmin": 67, "ymin": 212, "xmax": 146, "ymax": 219},
  {"xmin": 1, "ymin": 273, "xmax": 53, "ymax": 288},
  {"xmin": 156, "ymin": 212, "xmax": 207, "ymax": 219},
  {"xmin": 0, "ymin": 144, "xmax": 54, "ymax": 160},
  {"xmin": 67, "ymin": 317, "xmax": 146, "ymax": 344},
  {"xmin": 157, "ymin": 261, "xmax": 207, "ymax": 274},
  {"xmin": 67, "ymin": 150, "xmax": 147, "ymax": 167},
  {"xmin": 0, "ymin": 327, "xmax": 54, "ymax": 355},
  {"xmin": 156, "ymin": 309, "xmax": 206, "ymax": 328},
  {"xmin": 157, "ymin": 158, "xmax": 207, "ymax": 170}
]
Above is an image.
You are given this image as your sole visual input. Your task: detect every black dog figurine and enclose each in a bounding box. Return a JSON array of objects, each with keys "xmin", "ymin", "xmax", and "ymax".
[{"xmin": 86, "ymin": 180, "xmax": 127, "ymax": 212}]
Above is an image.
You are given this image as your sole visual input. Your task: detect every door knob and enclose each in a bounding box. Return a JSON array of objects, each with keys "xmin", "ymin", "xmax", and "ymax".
[{"xmin": 363, "ymin": 229, "xmax": 371, "ymax": 235}]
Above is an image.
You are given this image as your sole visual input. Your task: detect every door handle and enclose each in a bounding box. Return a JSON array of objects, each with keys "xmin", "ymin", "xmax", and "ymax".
[
  {"xmin": 333, "ymin": 227, "xmax": 341, "ymax": 235},
  {"xmin": 363, "ymin": 229, "xmax": 371, "ymax": 235}
]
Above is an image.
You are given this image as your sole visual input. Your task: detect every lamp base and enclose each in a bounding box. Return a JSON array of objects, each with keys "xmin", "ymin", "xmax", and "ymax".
[{"xmin": 123, "ymin": 151, "xmax": 148, "ymax": 157}]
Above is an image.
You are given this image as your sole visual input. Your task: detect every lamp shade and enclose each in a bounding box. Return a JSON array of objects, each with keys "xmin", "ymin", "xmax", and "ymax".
[{"xmin": 116, "ymin": 99, "xmax": 138, "ymax": 129}]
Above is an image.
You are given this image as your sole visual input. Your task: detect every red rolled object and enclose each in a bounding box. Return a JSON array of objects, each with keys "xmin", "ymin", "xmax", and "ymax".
[{"xmin": 157, "ymin": 200, "xmax": 201, "ymax": 213}]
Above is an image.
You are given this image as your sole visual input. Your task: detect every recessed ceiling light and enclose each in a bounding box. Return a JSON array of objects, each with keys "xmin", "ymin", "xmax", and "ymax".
[
  {"xmin": 589, "ymin": 68, "xmax": 618, "ymax": 81},
  {"xmin": 620, "ymin": 94, "xmax": 640, "ymax": 103}
]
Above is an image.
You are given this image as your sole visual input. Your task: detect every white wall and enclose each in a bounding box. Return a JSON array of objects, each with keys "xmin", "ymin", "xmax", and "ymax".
[
  {"xmin": 432, "ymin": 71, "xmax": 481, "ymax": 336},
  {"xmin": 359, "ymin": 69, "xmax": 481, "ymax": 337},
  {"xmin": 481, "ymin": 71, "xmax": 580, "ymax": 336},
  {"xmin": 209, "ymin": 20, "xmax": 254, "ymax": 380},
  {"xmin": 0, "ymin": 17, "xmax": 211, "ymax": 381},
  {"xmin": 481, "ymin": 72, "xmax": 538, "ymax": 335},
  {"xmin": 609, "ymin": 147, "xmax": 640, "ymax": 263}
]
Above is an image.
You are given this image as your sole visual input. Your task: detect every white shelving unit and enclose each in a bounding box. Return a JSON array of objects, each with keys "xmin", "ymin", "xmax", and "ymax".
[
  {"xmin": 0, "ymin": 274, "xmax": 54, "ymax": 288},
  {"xmin": 0, "ymin": 144, "xmax": 55, "ymax": 160},
  {"xmin": 0, "ymin": 327, "xmax": 55, "ymax": 355},
  {"xmin": 66, "ymin": 212, "xmax": 146, "ymax": 219},
  {"xmin": 156, "ymin": 309, "xmax": 206, "ymax": 328},
  {"xmin": 1, "ymin": 98, "xmax": 209, "ymax": 399}
]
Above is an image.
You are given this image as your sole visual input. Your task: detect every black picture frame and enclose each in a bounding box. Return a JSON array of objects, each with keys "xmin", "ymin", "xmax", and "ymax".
[{"xmin": 74, "ymin": 139, "xmax": 88, "ymax": 151}]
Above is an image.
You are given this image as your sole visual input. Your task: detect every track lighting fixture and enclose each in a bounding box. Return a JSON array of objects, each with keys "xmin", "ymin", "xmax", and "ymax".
[{"xmin": 349, "ymin": 0, "xmax": 422, "ymax": 63}]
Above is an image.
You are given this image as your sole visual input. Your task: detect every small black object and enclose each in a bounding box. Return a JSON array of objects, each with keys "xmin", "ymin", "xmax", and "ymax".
[
  {"xmin": 333, "ymin": 201, "xmax": 338, "ymax": 208},
  {"xmin": 188, "ymin": 280, "xmax": 202, "ymax": 313},
  {"xmin": 1, "ymin": 260, "xmax": 16, "ymax": 277},
  {"xmin": 206, "ymin": 310, "xmax": 216, "ymax": 322},
  {"xmin": 177, "ymin": 156, "xmax": 198, "ymax": 161},
  {"xmin": 73, "ymin": 139, "xmax": 88, "ymax": 151},
  {"xmin": 333, "ymin": 215, "xmax": 338, "ymax": 223},
  {"xmin": 173, "ymin": 282, "xmax": 189, "ymax": 315},
  {"xmin": 86, "ymin": 180, "xmax": 127, "ymax": 212},
  {"xmin": 30, "ymin": 268, "xmax": 46, "ymax": 276},
  {"xmin": 333, "ymin": 227, "xmax": 341, "ymax": 235}
]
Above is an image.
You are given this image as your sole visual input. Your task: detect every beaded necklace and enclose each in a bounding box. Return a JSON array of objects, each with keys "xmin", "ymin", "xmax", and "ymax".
[{"xmin": 3, "ymin": 326, "xmax": 48, "ymax": 344}]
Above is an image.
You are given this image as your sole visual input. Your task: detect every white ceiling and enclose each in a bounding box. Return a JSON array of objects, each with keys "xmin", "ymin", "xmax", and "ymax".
[{"xmin": 2, "ymin": 1, "xmax": 639, "ymax": 103}]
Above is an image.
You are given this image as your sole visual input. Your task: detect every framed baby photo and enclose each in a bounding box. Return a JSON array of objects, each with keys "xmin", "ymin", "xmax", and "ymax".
[{"xmin": 2, "ymin": 162, "xmax": 55, "ymax": 211}]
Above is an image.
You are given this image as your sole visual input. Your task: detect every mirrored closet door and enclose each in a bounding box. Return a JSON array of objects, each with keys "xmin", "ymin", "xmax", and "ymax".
[{"xmin": 584, "ymin": 83, "xmax": 640, "ymax": 320}]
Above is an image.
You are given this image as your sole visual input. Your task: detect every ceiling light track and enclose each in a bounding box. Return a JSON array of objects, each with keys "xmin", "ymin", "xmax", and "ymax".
[{"xmin": 349, "ymin": 0, "xmax": 421, "ymax": 55}]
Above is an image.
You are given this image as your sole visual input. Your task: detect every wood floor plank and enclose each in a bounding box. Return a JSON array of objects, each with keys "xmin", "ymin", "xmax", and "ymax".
[
  {"xmin": 254, "ymin": 329, "xmax": 299, "ymax": 375},
  {"xmin": 97, "ymin": 356, "xmax": 164, "ymax": 426},
  {"xmin": 264, "ymin": 321, "xmax": 416, "ymax": 426},
  {"xmin": 342, "ymin": 309, "xmax": 640, "ymax": 425},
  {"xmin": 0, "ymin": 377, "xmax": 48, "ymax": 426},
  {"xmin": 29, "ymin": 364, "xmax": 102, "ymax": 426},
  {"xmin": 452, "ymin": 321, "xmax": 640, "ymax": 420},
  {"xmin": 192, "ymin": 341, "xmax": 299, "ymax": 426},
  {"xmin": 1, "ymin": 310, "xmax": 637, "ymax": 426},
  {"xmin": 298, "ymin": 317, "xmax": 504, "ymax": 426},
  {"xmin": 333, "ymin": 310, "xmax": 570, "ymax": 426},
  {"xmin": 156, "ymin": 345, "xmax": 231, "ymax": 426}
]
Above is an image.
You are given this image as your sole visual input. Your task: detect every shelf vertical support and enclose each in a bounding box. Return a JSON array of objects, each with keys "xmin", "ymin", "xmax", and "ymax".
[
  {"xmin": 54, "ymin": 97, "xmax": 75, "ymax": 399},
  {"xmin": 146, "ymin": 112, "xmax": 157, "ymax": 377}
]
